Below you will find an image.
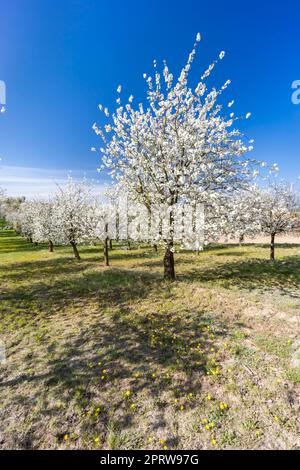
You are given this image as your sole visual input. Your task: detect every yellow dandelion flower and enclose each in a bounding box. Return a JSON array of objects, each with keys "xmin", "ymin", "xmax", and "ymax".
[
  {"xmin": 94, "ymin": 436, "xmax": 100, "ymax": 444},
  {"xmin": 163, "ymin": 445, "xmax": 168, "ymax": 450},
  {"xmin": 63, "ymin": 434, "xmax": 69, "ymax": 441},
  {"xmin": 220, "ymin": 402, "xmax": 228, "ymax": 411},
  {"xmin": 180, "ymin": 405, "xmax": 184, "ymax": 411},
  {"xmin": 211, "ymin": 438, "xmax": 217, "ymax": 446},
  {"xmin": 202, "ymin": 418, "xmax": 208, "ymax": 424},
  {"xmin": 207, "ymin": 394, "xmax": 213, "ymax": 401}
]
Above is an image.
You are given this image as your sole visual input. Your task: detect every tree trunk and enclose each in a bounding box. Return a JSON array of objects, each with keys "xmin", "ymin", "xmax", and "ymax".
[
  {"xmin": 153, "ymin": 244, "xmax": 158, "ymax": 252},
  {"xmin": 163, "ymin": 243, "xmax": 175, "ymax": 280},
  {"xmin": 29, "ymin": 237, "xmax": 33, "ymax": 243},
  {"xmin": 49, "ymin": 240, "xmax": 54, "ymax": 252},
  {"xmin": 104, "ymin": 237, "xmax": 109, "ymax": 266},
  {"xmin": 109, "ymin": 239, "xmax": 113, "ymax": 250},
  {"xmin": 270, "ymin": 233, "xmax": 275, "ymax": 261},
  {"xmin": 71, "ymin": 241, "xmax": 81, "ymax": 260},
  {"xmin": 239, "ymin": 234, "xmax": 244, "ymax": 246}
]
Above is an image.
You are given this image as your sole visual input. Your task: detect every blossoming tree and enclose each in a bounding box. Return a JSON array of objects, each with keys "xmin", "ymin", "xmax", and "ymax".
[
  {"xmin": 221, "ymin": 188, "xmax": 262, "ymax": 244},
  {"xmin": 255, "ymin": 182, "xmax": 300, "ymax": 260},
  {"xmin": 18, "ymin": 201, "xmax": 37, "ymax": 243},
  {"xmin": 54, "ymin": 177, "xmax": 94, "ymax": 259},
  {"xmin": 93, "ymin": 33, "xmax": 257, "ymax": 279},
  {"xmin": 33, "ymin": 199, "xmax": 58, "ymax": 252}
]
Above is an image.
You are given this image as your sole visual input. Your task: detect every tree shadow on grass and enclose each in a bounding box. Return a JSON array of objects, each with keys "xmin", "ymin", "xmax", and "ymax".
[
  {"xmin": 0, "ymin": 246, "xmax": 230, "ymax": 448},
  {"xmin": 0, "ymin": 255, "xmax": 102, "ymax": 283},
  {"xmin": 0, "ymin": 265, "xmax": 162, "ymax": 320},
  {"xmin": 107, "ymin": 250, "xmax": 159, "ymax": 261},
  {"xmin": 256, "ymin": 243, "xmax": 300, "ymax": 249},
  {"xmin": 0, "ymin": 296, "xmax": 228, "ymax": 448},
  {"xmin": 214, "ymin": 251, "xmax": 248, "ymax": 257},
  {"xmin": 179, "ymin": 256, "xmax": 300, "ymax": 294},
  {"xmin": 0, "ymin": 237, "xmax": 49, "ymax": 255}
]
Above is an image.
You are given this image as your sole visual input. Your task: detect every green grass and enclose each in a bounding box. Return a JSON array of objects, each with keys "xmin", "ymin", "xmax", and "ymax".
[
  {"xmin": 286, "ymin": 367, "xmax": 300, "ymax": 385},
  {"xmin": 0, "ymin": 230, "xmax": 300, "ymax": 449}
]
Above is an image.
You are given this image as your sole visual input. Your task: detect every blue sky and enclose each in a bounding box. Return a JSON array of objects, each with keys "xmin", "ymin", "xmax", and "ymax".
[{"xmin": 0, "ymin": 0, "xmax": 300, "ymax": 197}]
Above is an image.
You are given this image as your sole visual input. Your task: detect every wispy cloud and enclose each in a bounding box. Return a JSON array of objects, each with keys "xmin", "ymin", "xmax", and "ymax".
[{"xmin": 0, "ymin": 165, "xmax": 108, "ymax": 199}]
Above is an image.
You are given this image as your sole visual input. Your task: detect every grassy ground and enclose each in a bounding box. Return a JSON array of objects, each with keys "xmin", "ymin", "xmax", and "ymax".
[{"xmin": 0, "ymin": 229, "xmax": 299, "ymax": 450}]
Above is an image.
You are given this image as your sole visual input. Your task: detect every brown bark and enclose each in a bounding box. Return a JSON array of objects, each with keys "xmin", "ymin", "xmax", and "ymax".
[
  {"xmin": 71, "ymin": 241, "xmax": 81, "ymax": 260},
  {"xmin": 153, "ymin": 244, "xmax": 158, "ymax": 252},
  {"xmin": 103, "ymin": 222, "xmax": 110, "ymax": 266},
  {"xmin": 163, "ymin": 243, "xmax": 175, "ymax": 280},
  {"xmin": 104, "ymin": 237, "xmax": 109, "ymax": 266},
  {"xmin": 109, "ymin": 239, "xmax": 113, "ymax": 250},
  {"xmin": 239, "ymin": 234, "xmax": 244, "ymax": 246},
  {"xmin": 49, "ymin": 240, "xmax": 54, "ymax": 252},
  {"xmin": 270, "ymin": 233, "xmax": 275, "ymax": 261}
]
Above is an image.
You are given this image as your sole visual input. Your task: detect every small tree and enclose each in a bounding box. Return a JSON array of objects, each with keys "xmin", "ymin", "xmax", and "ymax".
[
  {"xmin": 54, "ymin": 177, "xmax": 93, "ymax": 259},
  {"xmin": 85, "ymin": 200, "xmax": 111, "ymax": 266},
  {"xmin": 0, "ymin": 187, "xmax": 5, "ymax": 205},
  {"xmin": 33, "ymin": 199, "xmax": 58, "ymax": 252},
  {"xmin": 256, "ymin": 182, "xmax": 300, "ymax": 260},
  {"xmin": 18, "ymin": 201, "xmax": 36, "ymax": 243},
  {"xmin": 222, "ymin": 188, "xmax": 262, "ymax": 244},
  {"xmin": 93, "ymin": 34, "xmax": 257, "ymax": 279},
  {"xmin": 0, "ymin": 195, "xmax": 25, "ymax": 228},
  {"xmin": 0, "ymin": 188, "xmax": 6, "ymax": 221}
]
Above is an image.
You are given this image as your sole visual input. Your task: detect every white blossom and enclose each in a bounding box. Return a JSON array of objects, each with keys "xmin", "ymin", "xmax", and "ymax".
[{"xmin": 93, "ymin": 36, "xmax": 259, "ymax": 278}]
